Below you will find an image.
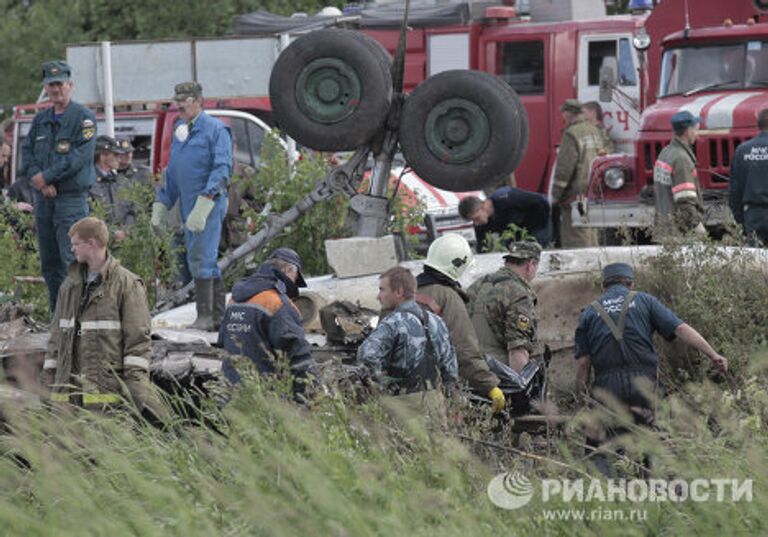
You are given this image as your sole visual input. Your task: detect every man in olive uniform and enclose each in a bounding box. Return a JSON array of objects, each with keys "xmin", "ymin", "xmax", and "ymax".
[
  {"xmin": 44, "ymin": 217, "xmax": 168, "ymax": 422},
  {"xmin": 414, "ymin": 234, "xmax": 506, "ymax": 413},
  {"xmin": 653, "ymin": 110, "xmax": 705, "ymax": 237},
  {"xmin": 91, "ymin": 135, "xmax": 136, "ymax": 240},
  {"xmin": 582, "ymin": 101, "xmax": 614, "ymax": 155},
  {"xmin": 728, "ymin": 108, "xmax": 768, "ymax": 245},
  {"xmin": 551, "ymin": 99, "xmax": 604, "ymax": 248},
  {"xmin": 22, "ymin": 61, "xmax": 97, "ymax": 311},
  {"xmin": 467, "ymin": 241, "xmax": 541, "ymax": 374},
  {"xmin": 116, "ymin": 137, "xmax": 152, "ymax": 185}
]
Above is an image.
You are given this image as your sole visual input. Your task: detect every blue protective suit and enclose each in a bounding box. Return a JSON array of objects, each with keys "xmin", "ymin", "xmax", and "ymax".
[
  {"xmin": 156, "ymin": 111, "xmax": 232, "ymax": 279},
  {"xmin": 218, "ymin": 262, "xmax": 318, "ymax": 397}
]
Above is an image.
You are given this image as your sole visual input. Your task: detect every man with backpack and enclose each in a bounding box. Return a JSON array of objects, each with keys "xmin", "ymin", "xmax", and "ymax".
[{"xmin": 357, "ymin": 266, "xmax": 457, "ymax": 431}]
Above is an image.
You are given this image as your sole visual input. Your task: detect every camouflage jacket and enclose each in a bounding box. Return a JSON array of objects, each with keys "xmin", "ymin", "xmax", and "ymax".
[
  {"xmin": 121, "ymin": 163, "xmax": 152, "ymax": 185},
  {"xmin": 90, "ymin": 168, "xmax": 136, "ymax": 227},
  {"xmin": 357, "ymin": 299, "xmax": 458, "ymax": 391},
  {"xmin": 467, "ymin": 266, "xmax": 538, "ymax": 359},
  {"xmin": 552, "ymin": 119, "xmax": 604, "ymax": 203},
  {"xmin": 653, "ymin": 136, "xmax": 704, "ymax": 233},
  {"xmin": 417, "ymin": 271, "xmax": 500, "ymax": 395},
  {"xmin": 597, "ymin": 124, "xmax": 614, "ymax": 154}
]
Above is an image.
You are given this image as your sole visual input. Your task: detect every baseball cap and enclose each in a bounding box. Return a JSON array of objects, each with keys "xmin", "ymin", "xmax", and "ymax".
[
  {"xmin": 42, "ymin": 61, "xmax": 72, "ymax": 85},
  {"xmin": 174, "ymin": 81, "xmax": 203, "ymax": 101},
  {"xmin": 602, "ymin": 262, "xmax": 635, "ymax": 281},
  {"xmin": 671, "ymin": 110, "xmax": 700, "ymax": 130},
  {"xmin": 504, "ymin": 241, "xmax": 542, "ymax": 261},
  {"xmin": 560, "ymin": 99, "xmax": 582, "ymax": 114},
  {"xmin": 269, "ymin": 247, "xmax": 307, "ymax": 287}
]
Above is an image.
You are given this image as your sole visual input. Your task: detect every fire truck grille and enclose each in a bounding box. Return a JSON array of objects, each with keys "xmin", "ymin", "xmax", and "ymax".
[{"xmin": 642, "ymin": 136, "xmax": 746, "ymax": 187}]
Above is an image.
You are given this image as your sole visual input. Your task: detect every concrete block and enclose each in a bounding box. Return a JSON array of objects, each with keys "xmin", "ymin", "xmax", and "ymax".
[{"xmin": 325, "ymin": 235, "xmax": 401, "ymax": 278}]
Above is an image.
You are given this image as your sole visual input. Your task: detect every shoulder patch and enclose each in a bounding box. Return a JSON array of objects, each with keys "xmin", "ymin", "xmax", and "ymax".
[
  {"xmin": 245, "ymin": 289, "xmax": 285, "ymax": 315},
  {"xmin": 82, "ymin": 119, "xmax": 95, "ymax": 140},
  {"xmin": 516, "ymin": 314, "xmax": 530, "ymax": 331}
]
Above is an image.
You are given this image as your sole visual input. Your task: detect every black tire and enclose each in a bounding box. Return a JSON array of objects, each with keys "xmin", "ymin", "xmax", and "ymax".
[
  {"xmin": 488, "ymin": 75, "xmax": 529, "ymax": 174},
  {"xmin": 399, "ymin": 70, "xmax": 529, "ymax": 192},
  {"xmin": 269, "ymin": 29, "xmax": 393, "ymax": 151}
]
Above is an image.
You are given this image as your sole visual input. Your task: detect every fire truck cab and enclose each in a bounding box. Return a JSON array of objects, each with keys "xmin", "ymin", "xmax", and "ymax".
[{"xmin": 580, "ymin": 2, "xmax": 768, "ymax": 232}]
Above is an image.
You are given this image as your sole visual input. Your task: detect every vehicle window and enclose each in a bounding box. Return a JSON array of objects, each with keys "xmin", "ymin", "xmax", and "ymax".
[
  {"xmin": 229, "ymin": 117, "xmax": 253, "ymax": 167},
  {"xmin": 659, "ymin": 43, "xmax": 753, "ymax": 96},
  {"xmin": 247, "ymin": 121, "xmax": 266, "ymax": 167},
  {"xmin": 501, "ymin": 41, "xmax": 544, "ymax": 95},
  {"xmin": 618, "ymin": 38, "xmax": 637, "ymax": 86},
  {"xmin": 588, "ymin": 40, "xmax": 617, "ymax": 86},
  {"xmin": 746, "ymin": 41, "xmax": 768, "ymax": 88}
]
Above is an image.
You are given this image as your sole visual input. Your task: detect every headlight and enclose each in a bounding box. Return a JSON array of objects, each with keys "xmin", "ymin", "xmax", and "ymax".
[
  {"xmin": 632, "ymin": 27, "xmax": 651, "ymax": 51},
  {"xmin": 604, "ymin": 167, "xmax": 627, "ymax": 190}
]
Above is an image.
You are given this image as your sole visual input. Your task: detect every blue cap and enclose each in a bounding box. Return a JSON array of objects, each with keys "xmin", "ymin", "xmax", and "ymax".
[
  {"xmin": 602, "ymin": 263, "xmax": 634, "ymax": 282},
  {"xmin": 671, "ymin": 110, "xmax": 700, "ymax": 130},
  {"xmin": 268, "ymin": 247, "xmax": 307, "ymax": 287},
  {"xmin": 42, "ymin": 60, "xmax": 71, "ymax": 84}
]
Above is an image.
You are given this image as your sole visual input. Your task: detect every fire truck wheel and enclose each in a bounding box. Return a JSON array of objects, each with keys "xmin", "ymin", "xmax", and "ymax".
[
  {"xmin": 269, "ymin": 29, "xmax": 393, "ymax": 151},
  {"xmin": 486, "ymin": 73, "xmax": 529, "ymax": 173},
  {"xmin": 399, "ymin": 70, "xmax": 528, "ymax": 192}
]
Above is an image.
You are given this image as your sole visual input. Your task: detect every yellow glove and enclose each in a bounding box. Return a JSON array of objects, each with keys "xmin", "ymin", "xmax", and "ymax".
[
  {"xmin": 151, "ymin": 202, "xmax": 168, "ymax": 229},
  {"xmin": 489, "ymin": 386, "xmax": 506, "ymax": 413},
  {"xmin": 186, "ymin": 195, "xmax": 215, "ymax": 233}
]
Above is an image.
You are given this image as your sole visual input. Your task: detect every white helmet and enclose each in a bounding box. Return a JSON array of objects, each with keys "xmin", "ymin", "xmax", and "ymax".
[
  {"xmin": 318, "ymin": 6, "xmax": 343, "ymax": 16},
  {"xmin": 424, "ymin": 234, "xmax": 475, "ymax": 281}
]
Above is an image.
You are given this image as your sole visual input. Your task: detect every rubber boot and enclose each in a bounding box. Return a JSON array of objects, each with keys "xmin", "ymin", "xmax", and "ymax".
[
  {"xmin": 190, "ymin": 278, "xmax": 215, "ymax": 331},
  {"xmin": 212, "ymin": 278, "xmax": 226, "ymax": 331}
]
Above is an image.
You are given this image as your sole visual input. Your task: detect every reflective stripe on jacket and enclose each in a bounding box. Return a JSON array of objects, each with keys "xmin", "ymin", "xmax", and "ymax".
[{"xmin": 46, "ymin": 255, "xmax": 155, "ymax": 407}]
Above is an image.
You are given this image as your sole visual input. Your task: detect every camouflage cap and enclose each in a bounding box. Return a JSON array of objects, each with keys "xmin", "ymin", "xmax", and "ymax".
[
  {"xmin": 504, "ymin": 241, "xmax": 542, "ymax": 261},
  {"xmin": 42, "ymin": 60, "xmax": 72, "ymax": 84},
  {"xmin": 560, "ymin": 99, "xmax": 583, "ymax": 114},
  {"xmin": 173, "ymin": 81, "xmax": 203, "ymax": 101}
]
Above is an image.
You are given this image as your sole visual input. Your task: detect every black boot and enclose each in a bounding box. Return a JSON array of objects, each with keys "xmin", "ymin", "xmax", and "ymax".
[
  {"xmin": 212, "ymin": 278, "xmax": 226, "ymax": 331},
  {"xmin": 190, "ymin": 278, "xmax": 214, "ymax": 331}
]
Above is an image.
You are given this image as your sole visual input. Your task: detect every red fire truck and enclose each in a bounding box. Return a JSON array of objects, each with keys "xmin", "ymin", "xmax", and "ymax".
[{"xmin": 581, "ymin": 1, "xmax": 768, "ymax": 231}]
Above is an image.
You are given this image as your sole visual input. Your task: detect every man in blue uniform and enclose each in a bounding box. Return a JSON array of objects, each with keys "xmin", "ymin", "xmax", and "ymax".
[
  {"xmin": 218, "ymin": 248, "xmax": 318, "ymax": 402},
  {"xmin": 21, "ymin": 60, "xmax": 97, "ymax": 310},
  {"xmin": 151, "ymin": 82, "xmax": 233, "ymax": 330},
  {"xmin": 458, "ymin": 186, "xmax": 551, "ymax": 251},
  {"xmin": 729, "ymin": 108, "xmax": 768, "ymax": 245},
  {"xmin": 574, "ymin": 263, "xmax": 727, "ymax": 473}
]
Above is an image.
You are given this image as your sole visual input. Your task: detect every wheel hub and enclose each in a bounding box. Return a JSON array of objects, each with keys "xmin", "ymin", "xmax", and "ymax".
[
  {"xmin": 295, "ymin": 58, "xmax": 361, "ymax": 124},
  {"xmin": 425, "ymin": 98, "xmax": 490, "ymax": 164}
]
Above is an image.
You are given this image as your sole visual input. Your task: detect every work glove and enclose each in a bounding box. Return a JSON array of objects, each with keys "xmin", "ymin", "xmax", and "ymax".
[
  {"xmin": 489, "ymin": 386, "xmax": 506, "ymax": 414},
  {"xmin": 151, "ymin": 202, "xmax": 168, "ymax": 229},
  {"xmin": 186, "ymin": 195, "xmax": 215, "ymax": 233}
]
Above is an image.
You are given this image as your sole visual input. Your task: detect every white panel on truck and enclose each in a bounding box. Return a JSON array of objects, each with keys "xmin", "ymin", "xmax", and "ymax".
[{"xmin": 427, "ymin": 33, "xmax": 470, "ymax": 76}]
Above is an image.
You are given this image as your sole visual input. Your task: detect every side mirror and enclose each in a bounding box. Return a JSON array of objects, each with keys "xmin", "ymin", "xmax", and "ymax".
[{"xmin": 599, "ymin": 58, "xmax": 617, "ymax": 103}]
